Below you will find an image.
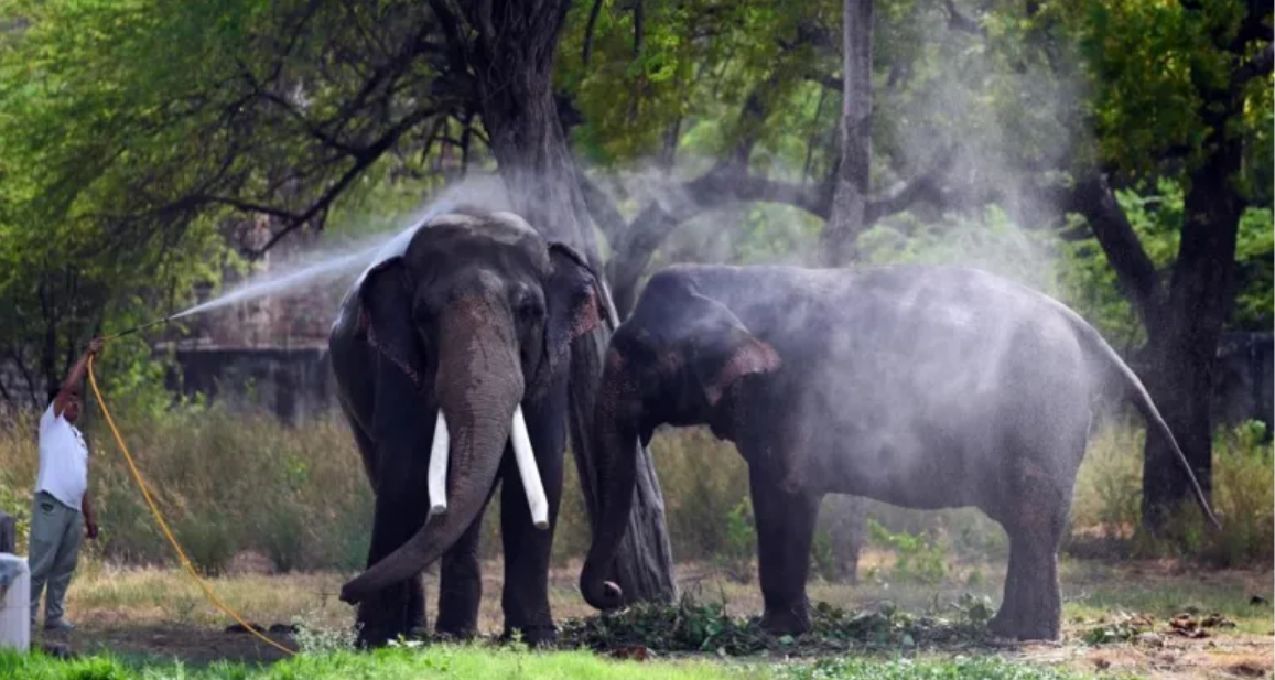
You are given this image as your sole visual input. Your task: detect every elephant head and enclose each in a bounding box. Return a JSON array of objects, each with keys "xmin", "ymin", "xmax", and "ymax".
[
  {"xmin": 580, "ymin": 271, "xmax": 778, "ymax": 610},
  {"xmin": 340, "ymin": 209, "xmax": 603, "ymax": 604}
]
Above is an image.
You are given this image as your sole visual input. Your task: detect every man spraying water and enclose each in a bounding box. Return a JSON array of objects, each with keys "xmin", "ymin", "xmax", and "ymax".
[{"xmin": 30, "ymin": 337, "xmax": 103, "ymax": 632}]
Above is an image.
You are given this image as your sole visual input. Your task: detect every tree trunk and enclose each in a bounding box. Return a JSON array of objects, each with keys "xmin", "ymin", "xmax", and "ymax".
[
  {"xmin": 459, "ymin": 0, "xmax": 676, "ymax": 603},
  {"xmin": 822, "ymin": 0, "xmax": 874, "ymax": 265},
  {"xmin": 1139, "ymin": 91, "xmax": 1242, "ymax": 530},
  {"xmin": 817, "ymin": 0, "xmax": 876, "ymax": 573}
]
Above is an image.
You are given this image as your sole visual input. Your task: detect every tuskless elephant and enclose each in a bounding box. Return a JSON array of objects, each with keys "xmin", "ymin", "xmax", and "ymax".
[
  {"xmin": 579, "ymin": 264, "xmax": 1215, "ymax": 640},
  {"xmin": 328, "ymin": 207, "xmax": 604, "ymax": 646}
]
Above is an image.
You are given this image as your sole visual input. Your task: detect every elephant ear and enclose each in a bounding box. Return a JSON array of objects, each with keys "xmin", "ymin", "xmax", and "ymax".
[
  {"xmin": 541, "ymin": 242, "xmax": 606, "ymax": 379},
  {"xmin": 679, "ymin": 289, "xmax": 780, "ymax": 407},
  {"xmin": 702, "ymin": 336, "xmax": 780, "ymax": 406},
  {"xmin": 358, "ymin": 258, "xmax": 425, "ymax": 387}
]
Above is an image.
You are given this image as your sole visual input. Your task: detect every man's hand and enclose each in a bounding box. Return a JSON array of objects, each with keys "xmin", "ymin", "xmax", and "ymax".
[
  {"xmin": 85, "ymin": 519, "xmax": 98, "ymax": 540},
  {"xmin": 87, "ymin": 337, "xmax": 105, "ymax": 357}
]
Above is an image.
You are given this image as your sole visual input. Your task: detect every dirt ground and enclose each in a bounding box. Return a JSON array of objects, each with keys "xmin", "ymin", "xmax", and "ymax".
[{"xmin": 32, "ymin": 555, "xmax": 1275, "ymax": 678}]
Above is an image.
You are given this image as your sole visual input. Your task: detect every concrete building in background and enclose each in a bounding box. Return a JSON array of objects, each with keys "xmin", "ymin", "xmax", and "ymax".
[{"xmin": 160, "ymin": 217, "xmax": 343, "ymax": 424}]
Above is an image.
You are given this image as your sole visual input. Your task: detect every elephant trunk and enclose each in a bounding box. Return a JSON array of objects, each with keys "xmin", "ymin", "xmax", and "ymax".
[
  {"xmin": 341, "ymin": 299, "xmax": 523, "ymax": 605},
  {"xmin": 580, "ymin": 349, "xmax": 640, "ymax": 610}
]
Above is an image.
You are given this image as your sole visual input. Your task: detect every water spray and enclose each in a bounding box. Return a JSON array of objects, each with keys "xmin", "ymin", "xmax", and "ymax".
[{"xmin": 97, "ymin": 200, "xmax": 460, "ymax": 343}]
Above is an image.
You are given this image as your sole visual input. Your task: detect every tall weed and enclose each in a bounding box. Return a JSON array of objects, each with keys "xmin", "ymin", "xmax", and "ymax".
[
  {"xmin": 1, "ymin": 403, "xmax": 1266, "ymax": 573},
  {"xmin": 1070, "ymin": 419, "xmax": 1273, "ymax": 565}
]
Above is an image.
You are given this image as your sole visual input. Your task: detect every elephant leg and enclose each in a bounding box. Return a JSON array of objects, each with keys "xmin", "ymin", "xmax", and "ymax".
[
  {"xmin": 499, "ymin": 394, "xmax": 566, "ymax": 646},
  {"xmin": 356, "ymin": 351, "xmax": 433, "ymax": 646},
  {"xmin": 750, "ymin": 468, "xmax": 820, "ymax": 636},
  {"xmin": 434, "ymin": 501, "xmax": 489, "ymax": 640},
  {"xmin": 989, "ymin": 511, "xmax": 1064, "ymax": 640},
  {"xmin": 988, "ymin": 458, "xmax": 1070, "ymax": 640},
  {"xmin": 358, "ymin": 493, "xmax": 427, "ymax": 646}
]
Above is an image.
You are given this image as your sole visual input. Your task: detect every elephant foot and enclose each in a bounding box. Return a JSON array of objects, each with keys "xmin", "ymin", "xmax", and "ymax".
[
  {"xmin": 760, "ymin": 601, "xmax": 811, "ymax": 637},
  {"xmin": 434, "ymin": 625, "xmax": 478, "ymax": 642},
  {"xmin": 988, "ymin": 606, "xmax": 1059, "ymax": 640},
  {"xmin": 355, "ymin": 623, "xmax": 398, "ymax": 649},
  {"xmin": 503, "ymin": 624, "xmax": 558, "ymax": 647}
]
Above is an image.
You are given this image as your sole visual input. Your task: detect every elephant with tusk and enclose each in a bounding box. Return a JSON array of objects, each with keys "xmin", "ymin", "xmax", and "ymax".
[{"xmin": 328, "ymin": 207, "xmax": 604, "ymax": 646}]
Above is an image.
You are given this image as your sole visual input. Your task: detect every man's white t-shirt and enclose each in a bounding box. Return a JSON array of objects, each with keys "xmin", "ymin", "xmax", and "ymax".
[{"xmin": 35, "ymin": 404, "xmax": 89, "ymax": 511}]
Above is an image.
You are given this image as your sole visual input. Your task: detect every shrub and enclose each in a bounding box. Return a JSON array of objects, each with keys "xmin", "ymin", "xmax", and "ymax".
[
  {"xmin": 175, "ymin": 515, "xmax": 238, "ymax": 576},
  {"xmin": 1, "ymin": 398, "xmax": 1264, "ymax": 574},
  {"xmin": 1070, "ymin": 419, "xmax": 1274, "ymax": 566},
  {"xmin": 865, "ymin": 519, "xmax": 946, "ymax": 585},
  {"xmin": 717, "ymin": 498, "xmax": 757, "ymax": 581}
]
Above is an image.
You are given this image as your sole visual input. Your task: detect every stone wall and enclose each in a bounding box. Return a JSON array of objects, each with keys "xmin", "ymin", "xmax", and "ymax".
[{"xmin": 166, "ymin": 345, "xmax": 337, "ymax": 424}]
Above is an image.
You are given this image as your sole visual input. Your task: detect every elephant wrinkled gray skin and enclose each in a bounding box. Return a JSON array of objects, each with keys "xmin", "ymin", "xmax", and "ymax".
[
  {"xmin": 329, "ymin": 208, "xmax": 604, "ymax": 646},
  {"xmin": 580, "ymin": 264, "xmax": 1216, "ymax": 640}
]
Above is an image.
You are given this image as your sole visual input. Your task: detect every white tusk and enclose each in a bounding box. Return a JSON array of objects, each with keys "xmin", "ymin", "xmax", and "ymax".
[
  {"xmin": 511, "ymin": 406, "xmax": 550, "ymax": 529},
  {"xmin": 427, "ymin": 411, "xmax": 449, "ymax": 516}
]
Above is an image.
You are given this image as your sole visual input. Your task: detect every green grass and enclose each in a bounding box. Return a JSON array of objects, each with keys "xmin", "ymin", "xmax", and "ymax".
[
  {"xmin": 3, "ymin": 646, "xmax": 732, "ymax": 680},
  {"xmin": 777, "ymin": 657, "xmax": 1094, "ymax": 680},
  {"xmin": 0, "ymin": 646, "xmax": 1096, "ymax": 680}
]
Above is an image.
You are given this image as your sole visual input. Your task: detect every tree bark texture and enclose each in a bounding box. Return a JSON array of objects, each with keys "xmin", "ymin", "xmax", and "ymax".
[
  {"xmin": 1075, "ymin": 93, "xmax": 1246, "ymax": 531},
  {"xmin": 1138, "ymin": 97, "xmax": 1242, "ymax": 530},
  {"xmin": 822, "ymin": 0, "xmax": 874, "ymax": 265},
  {"xmin": 445, "ymin": 0, "xmax": 676, "ymax": 602}
]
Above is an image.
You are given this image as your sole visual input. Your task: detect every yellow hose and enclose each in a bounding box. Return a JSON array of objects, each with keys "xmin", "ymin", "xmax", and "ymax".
[{"xmin": 86, "ymin": 356, "xmax": 296, "ymax": 655}]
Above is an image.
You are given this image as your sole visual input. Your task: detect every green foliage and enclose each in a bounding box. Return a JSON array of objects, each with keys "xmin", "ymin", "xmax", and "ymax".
[
  {"xmin": 0, "ymin": 0, "xmax": 252, "ymax": 402},
  {"xmin": 1231, "ymin": 207, "xmax": 1275, "ymax": 330},
  {"xmin": 174, "ymin": 515, "xmax": 238, "ymax": 577},
  {"xmin": 0, "ymin": 407, "xmax": 35, "ymax": 554},
  {"xmin": 642, "ymin": 428, "xmax": 752, "ymax": 563},
  {"xmin": 866, "ymin": 519, "xmax": 947, "ymax": 586},
  {"xmin": 2, "ymin": 408, "xmax": 1264, "ymax": 575},
  {"xmin": 1068, "ymin": 424, "xmax": 1145, "ymax": 538},
  {"xmin": 1069, "ymin": 420, "xmax": 1274, "ymax": 566},
  {"xmin": 859, "ymin": 206, "xmax": 1061, "ymax": 293},
  {"xmin": 291, "ymin": 618, "xmax": 358, "ymax": 655},
  {"xmin": 0, "ymin": 644, "xmax": 1107, "ymax": 680},
  {"xmin": 1057, "ymin": 180, "xmax": 1274, "ymax": 341},
  {"xmin": 1056, "ymin": 0, "xmax": 1271, "ymax": 183},
  {"xmin": 807, "ymin": 526, "xmax": 842, "ymax": 582},
  {"xmin": 718, "ymin": 498, "xmax": 757, "ymax": 582},
  {"xmin": 560, "ymin": 596, "xmax": 989, "ymax": 657},
  {"xmin": 0, "ymin": 0, "xmax": 447, "ymax": 405},
  {"xmin": 0, "ymin": 404, "xmax": 373, "ymax": 572},
  {"xmin": 561, "ymin": 0, "xmax": 827, "ymax": 167}
]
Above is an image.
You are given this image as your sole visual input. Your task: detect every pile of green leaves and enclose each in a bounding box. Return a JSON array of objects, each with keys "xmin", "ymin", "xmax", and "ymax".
[{"xmin": 558, "ymin": 596, "xmax": 992, "ymax": 657}]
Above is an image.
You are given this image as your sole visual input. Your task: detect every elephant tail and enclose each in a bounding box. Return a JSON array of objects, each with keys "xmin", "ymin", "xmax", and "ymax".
[{"xmin": 1071, "ymin": 319, "xmax": 1221, "ymax": 530}]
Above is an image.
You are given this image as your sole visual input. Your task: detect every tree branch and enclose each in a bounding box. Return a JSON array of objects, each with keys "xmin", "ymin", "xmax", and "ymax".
[
  {"xmin": 255, "ymin": 107, "xmax": 438, "ymax": 253},
  {"xmin": 255, "ymin": 90, "xmax": 365, "ymax": 157},
  {"xmin": 189, "ymin": 196, "xmax": 302, "ymax": 221},
  {"xmin": 1070, "ymin": 173, "xmax": 1163, "ymax": 322},
  {"xmin": 864, "ymin": 148, "xmax": 956, "ymax": 223},
  {"xmin": 942, "ymin": 0, "xmax": 982, "ymax": 34},
  {"xmin": 606, "ymin": 162, "xmax": 827, "ymax": 316},
  {"xmin": 581, "ymin": 0, "xmax": 605, "ymax": 66}
]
